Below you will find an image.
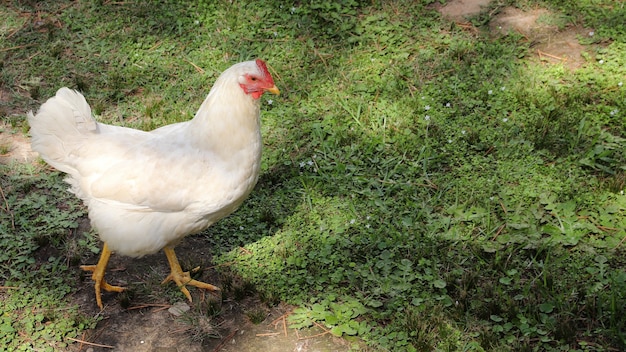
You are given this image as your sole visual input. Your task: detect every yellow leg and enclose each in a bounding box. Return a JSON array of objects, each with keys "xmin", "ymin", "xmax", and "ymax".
[
  {"xmin": 161, "ymin": 246, "xmax": 220, "ymax": 301},
  {"xmin": 80, "ymin": 243, "xmax": 125, "ymax": 309}
]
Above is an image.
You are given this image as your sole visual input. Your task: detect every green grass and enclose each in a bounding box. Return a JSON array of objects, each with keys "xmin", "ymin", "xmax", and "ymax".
[
  {"xmin": 1, "ymin": 0, "xmax": 625, "ymax": 350},
  {"xmin": 0, "ymin": 164, "xmax": 97, "ymax": 350}
]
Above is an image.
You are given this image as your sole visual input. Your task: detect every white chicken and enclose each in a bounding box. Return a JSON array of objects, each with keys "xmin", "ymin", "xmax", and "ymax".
[{"xmin": 28, "ymin": 59, "xmax": 279, "ymax": 309}]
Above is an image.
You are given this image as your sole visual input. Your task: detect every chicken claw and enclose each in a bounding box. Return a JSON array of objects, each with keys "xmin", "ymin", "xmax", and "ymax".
[
  {"xmin": 162, "ymin": 246, "xmax": 220, "ymax": 301},
  {"xmin": 80, "ymin": 242, "xmax": 125, "ymax": 310}
]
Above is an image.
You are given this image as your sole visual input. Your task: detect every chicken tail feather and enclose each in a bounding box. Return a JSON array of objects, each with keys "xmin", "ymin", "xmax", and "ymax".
[{"xmin": 28, "ymin": 88, "xmax": 98, "ymax": 173}]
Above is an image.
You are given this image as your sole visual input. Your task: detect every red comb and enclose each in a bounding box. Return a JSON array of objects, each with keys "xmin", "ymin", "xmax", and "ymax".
[{"xmin": 255, "ymin": 59, "xmax": 275, "ymax": 85}]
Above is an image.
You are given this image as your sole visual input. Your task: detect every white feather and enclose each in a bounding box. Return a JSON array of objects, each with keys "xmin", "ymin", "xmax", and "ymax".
[{"xmin": 28, "ymin": 61, "xmax": 266, "ymax": 257}]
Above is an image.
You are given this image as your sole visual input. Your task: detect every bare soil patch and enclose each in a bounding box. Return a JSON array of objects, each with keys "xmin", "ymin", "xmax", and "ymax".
[
  {"xmin": 0, "ymin": 88, "xmax": 37, "ymax": 164},
  {"xmin": 70, "ymin": 236, "xmax": 352, "ymax": 352},
  {"xmin": 491, "ymin": 7, "xmax": 595, "ymax": 69},
  {"xmin": 438, "ymin": 0, "xmax": 493, "ymax": 20},
  {"xmin": 437, "ymin": 0, "xmax": 597, "ymax": 70},
  {"xmin": 0, "ymin": 128, "xmax": 37, "ymax": 164}
]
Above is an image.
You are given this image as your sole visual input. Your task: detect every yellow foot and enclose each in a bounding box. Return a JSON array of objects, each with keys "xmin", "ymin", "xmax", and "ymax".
[
  {"xmin": 162, "ymin": 246, "xmax": 220, "ymax": 302},
  {"xmin": 81, "ymin": 243, "xmax": 125, "ymax": 310}
]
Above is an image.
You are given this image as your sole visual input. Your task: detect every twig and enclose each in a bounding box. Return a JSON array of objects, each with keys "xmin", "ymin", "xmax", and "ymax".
[
  {"xmin": 499, "ymin": 199, "xmax": 508, "ymax": 214},
  {"xmin": 537, "ymin": 49, "xmax": 566, "ymax": 62},
  {"xmin": 6, "ymin": 24, "xmax": 25, "ymax": 40},
  {"xmin": 0, "ymin": 286, "xmax": 19, "ymax": 289},
  {"xmin": 492, "ymin": 224, "xmax": 506, "ymax": 241},
  {"xmin": 298, "ymin": 321, "xmax": 332, "ymax": 340},
  {"xmin": 0, "ymin": 44, "xmax": 36, "ymax": 53},
  {"xmin": 77, "ymin": 331, "xmax": 87, "ymax": 352},
  {"xmin": 43, "ymin": 2, "xmax": 75, "ymax": 15},
  {"xmin": 255, "ymin": 332, "xmax": 281, "ymax": 337},
  {"xmin": 67, "ymin": 337, "xmax": 114, "ymax": 349},
  {"xmin": 148, "ymin": 41, "xmax": 163, "ymax": 52},
  {"xmin": 153, "ymin": 305, "xmax": 171, "ymax": 312},
  {"xmin": 312, "ymin": 321, "xmax": 330, "ymax": 332},
  {"xmin": 127, "ymin": 303, "xmax": 171, "ymax": 311},
  {"xmin": 313, "ymin": 47, "xmax": 328, "ymax": 68},
  {"xmin": 238, "ymin": 247, "xmax": 253, "ymax": 255},
  {"xmin": 269, "ymin": 313, "xmax": 290, "ymax": 337},
  {"xmin": 212, "ymin": 329, "xmax": 238, "ymax": 352},
  {"xmin": 270, "ymin": 309, "xmax": 293, "ymax": 326},
  {"xmin": 185, "ymin": 59, "xmax": 205, "ymax": 74}
]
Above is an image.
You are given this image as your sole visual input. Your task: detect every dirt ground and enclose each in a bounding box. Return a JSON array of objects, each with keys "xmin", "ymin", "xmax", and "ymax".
[
  {"xmin": 70, "ymin": 236, "xmax": 352, "ymax": 352},
  {"xmin": 1, "ymin": 0, "xmax": 599, "ymax": 350},
  {"xmin": 437, "ymin": 0, "xmax": 597, "ymax": 70}
]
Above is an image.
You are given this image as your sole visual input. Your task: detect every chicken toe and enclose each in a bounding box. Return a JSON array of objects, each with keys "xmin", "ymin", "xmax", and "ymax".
[
  {"xmin": 162, "ymin": 246, "xmax": 220, "ymax": 301},
  {"xmin": 80, "ymin": 243, "xmax": 125, "ymax": 310}
]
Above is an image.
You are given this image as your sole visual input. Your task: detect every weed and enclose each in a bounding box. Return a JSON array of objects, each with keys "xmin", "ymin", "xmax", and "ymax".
[
  {"xmin": 0, "ymin": 165, "xmax": 97, "ymax": 350},
  {"xmin": 0, "ymin": 143, "xmax": 10, "ymax": 155},
  {"xmin": 178, "ymin": 309, "xmax": 221, "ymax": 342},
  {"xmin": 245, "ymin": 308, "xmax": 268, "ymax": 324}
]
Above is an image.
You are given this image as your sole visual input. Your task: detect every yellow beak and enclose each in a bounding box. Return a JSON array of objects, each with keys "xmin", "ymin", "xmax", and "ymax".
[{"xmin": 266, "ymin": 85, "xmax": 280, "ymax": 95}]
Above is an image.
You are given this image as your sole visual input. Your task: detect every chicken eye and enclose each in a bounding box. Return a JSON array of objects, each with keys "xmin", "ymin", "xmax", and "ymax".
[{"xmin": 250, "ymin": 76, "xmax": 258, "ymax": 81}]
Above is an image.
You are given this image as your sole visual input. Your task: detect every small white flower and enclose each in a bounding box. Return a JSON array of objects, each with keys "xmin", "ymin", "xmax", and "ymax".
[
  {"xmin": 447, "ymin": 139, "xmax": 453, "ymax": 144},
  {"xmin": 461, "ymin": 130, "xmax": 466, "ymax": 135},
  {"xmin": 445, "ymin": 102, "xmax": 451, "ymax": 108},
  {"xmin": 307, "ymin": 160, "xmax": 314, "ymax": 166},
  {"xmin": 299, "ymin": 161, "xmax": 305, "ymax": 168},
  {"xmin": 350, "ymin": 219, "xmax": 356, "ymax": 224},
  {"xmin": 365, "ymin": 224, "xmax": 371, "ymax": 229},
  {"xmin": 502, "ymin": 117, "xmax": 508, "ymax": 122},
  {"xmin": 366, "ymin": 215, "xmax": 371, "ymax": 220},
  {"xmin": 619, "ymin": 82, "xmax": 623, "ymax": 87},
  {"xmin": 239, "ymin": 226, "xmax": 244, "ymax": 230},
  {"xmin": 290, "ymin": 6, "xmax": 296, "ymax": 14},
  {"xmin": 194, "ymin": 20, "xmax": 200, "ymax": 25},
  {"xmin": 424, "ymin": 105, "xmax": 431, "ymax": 111},
  {"xmin": 267, "ymin": 99, "xmax": 273, "ymax": 105},
  {"xmin": 273, "ymin": 32, "xmax": 278, "ymax": 37},
  {"xmin": 500, "ymin": 86, "xmax": 506, "ymax": 91},
  {"xmin": 599, "ymin": 59, "xmax": 604, "ymax": 64},
  {"xmin": 421, "ymin": 96, "xmax": 426, "ymax": 100},
  {"xmin": 424, "ymin": 115, "xmax": 430, "ymax": 121},
  {"xmin": 489, "ymin": 196, "xmax": 494, "ymax": 201},
  {"xmin": 488, "ymin": 90, "xmax": 493, "ymax": 95},
  {"xmin": 589, "ymin": 31, "xmax": 595, "ymax": 36}
]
